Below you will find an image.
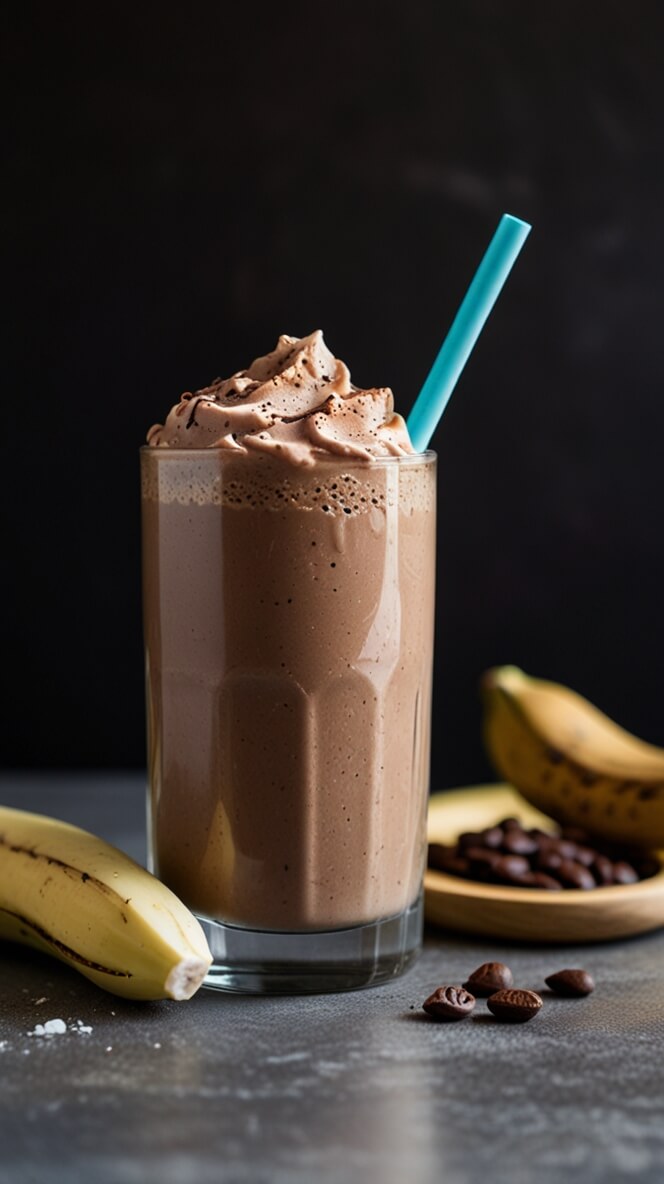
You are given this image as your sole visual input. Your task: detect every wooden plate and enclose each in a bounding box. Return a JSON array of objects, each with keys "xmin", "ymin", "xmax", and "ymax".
[{"xmin": 425, "ymin": 784, "xmax": 664, "ymax": 943}]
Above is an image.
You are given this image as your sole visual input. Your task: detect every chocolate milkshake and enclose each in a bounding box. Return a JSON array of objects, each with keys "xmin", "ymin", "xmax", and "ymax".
[{"xmin": 142, "ymin": 332, "xmax": 436, "ymax": 989}]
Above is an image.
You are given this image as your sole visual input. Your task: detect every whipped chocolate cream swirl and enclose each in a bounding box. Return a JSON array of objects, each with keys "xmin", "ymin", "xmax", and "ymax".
[{"xmin": 147, "ymin": 331, "xmax": 415, "ymax": 465}]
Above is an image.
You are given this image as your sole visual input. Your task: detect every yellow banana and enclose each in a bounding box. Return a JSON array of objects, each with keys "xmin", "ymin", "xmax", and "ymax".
[
  {"xmin": 0, "ymin": 805, "xmax": 212, "ymax": 1000},
  {"xmin": 482, "ymin": 666, "xmax": 664, "ymax": 848}
]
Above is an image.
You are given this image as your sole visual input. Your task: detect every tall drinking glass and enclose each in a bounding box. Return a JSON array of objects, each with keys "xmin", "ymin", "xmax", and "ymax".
[{"xmin": 141, "ymin": 447, "xmax": 436, "ymax": 992}]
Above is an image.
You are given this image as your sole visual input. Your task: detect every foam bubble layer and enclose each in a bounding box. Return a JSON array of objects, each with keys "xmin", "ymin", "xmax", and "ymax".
[{"xmin": 141, "ymin": 452, "xmax": 435, "ymax": 517}]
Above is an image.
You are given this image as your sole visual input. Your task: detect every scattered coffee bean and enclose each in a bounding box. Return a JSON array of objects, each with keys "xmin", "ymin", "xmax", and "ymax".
[
  {"xmin": 422, "ymin": 985, "xmax": 476, "ymax": 1021},
  {"xmin": 419, "ymin": 961, "xmax": 598, "ymax": 1033},
  {"xmin": 427, "ymin": 818, "xmax": 658, "ymax": 891},
  {"xmin": 487, "ymin": 988, "xmax": 543, "ymax": 1023},
  {"xmin": 463, "ymin": 961, "xmax": 513, "ymax": 997},
  {"xmin": 545, "ymin": 969, "xmax": 595, "ymax": 997}
]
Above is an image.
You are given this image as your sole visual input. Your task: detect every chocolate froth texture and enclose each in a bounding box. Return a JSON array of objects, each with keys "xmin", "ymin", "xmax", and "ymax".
[{"xmin": 147, "ymin": 331, "xmax": 415, "ymax": 465}]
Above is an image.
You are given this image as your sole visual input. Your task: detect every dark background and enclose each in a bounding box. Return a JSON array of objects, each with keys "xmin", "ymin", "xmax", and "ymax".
[{"xmin": 4, "ymin": 2, "xmax": 664, "ymax": 787}]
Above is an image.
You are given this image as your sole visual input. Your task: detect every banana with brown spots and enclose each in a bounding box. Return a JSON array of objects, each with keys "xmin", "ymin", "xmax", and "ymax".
[
  {"xmin": 482, "ymin": 666, "xmax": 664, "ymax": 848},
  {"xmin": 0, "ymin": 805, "xmax": 211, "ymax": 999}
]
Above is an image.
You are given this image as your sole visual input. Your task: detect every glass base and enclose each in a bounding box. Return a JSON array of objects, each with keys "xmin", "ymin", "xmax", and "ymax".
[{"xmin": 197, "ymin": 892, "xmax": 423, "ymax": 995}]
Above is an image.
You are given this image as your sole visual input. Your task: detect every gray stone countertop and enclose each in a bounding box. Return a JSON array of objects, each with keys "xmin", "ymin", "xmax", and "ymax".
[{"xmin": 0, "ymin": 772, "xmax": 663, "ymax": 1184}]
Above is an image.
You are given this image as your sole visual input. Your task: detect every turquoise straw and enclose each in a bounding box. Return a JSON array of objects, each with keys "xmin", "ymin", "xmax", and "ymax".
[{"xmin": 407, "ymin": 213, "xmax": 531, "ymax": 452}]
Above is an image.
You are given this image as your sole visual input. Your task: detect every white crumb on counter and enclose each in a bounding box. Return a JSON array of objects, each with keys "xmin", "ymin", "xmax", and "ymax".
[
  {"xmin": 69, "ymin": 1020, "xmax": 93, "ymax": 1035},
  {"xmin": 26, "ymin": 1017, "xmax": 93, "ymax": 1038},
  {"xmin": 28, "ymin": 1018, "xmax": 67, "ymax": 1037}
]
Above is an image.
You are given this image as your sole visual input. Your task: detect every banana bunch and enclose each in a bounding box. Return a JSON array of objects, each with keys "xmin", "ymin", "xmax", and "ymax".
[
  {"xmin": 0, "ymin": 805, "xmax": 212, "ymax": 999},
  {"xmin": 482, "ymin": 666, "xmax": 664, "ymax": 848}
]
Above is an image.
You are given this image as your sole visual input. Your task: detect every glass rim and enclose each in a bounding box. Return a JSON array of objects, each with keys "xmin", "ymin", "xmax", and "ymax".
[{"xmin": 139, "ymin": 446, "xmax": 436, "ymax": 467}]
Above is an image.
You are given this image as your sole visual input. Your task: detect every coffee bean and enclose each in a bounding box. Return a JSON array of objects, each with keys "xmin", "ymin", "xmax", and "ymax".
[
  {"xmin": 480, "ymin": 826, "xmax": 504, "ymax": 849},
  {"xmin": 463, "ymin": 961, "xmax": 513, "ymax": 996},
  {"xmin": 487, "ymin": 988, "xmax": 543, "ymax": 1023},
  {"xmin": 591, "ymin": 853, "xmax": 615, "ymax": 886},
  {"xmin": 494, "ymin": 854, "xmax": 531, "ymax": 882},
  {"xmin": 572, "ymin": 845, "xmax": 597, "ymax": 868},
  {"xmin": 552, "ymin": 839, "xmax": 580, "ymax": 860},
  {"xmin": 499, "ymin": 817, "xmax": 522, "ymax": 830},
  {"xmin": 501, "ymin": 830, "xmax": 539, "ymax": 856},
  {"xmin": 537, "ymin": 849, "xmax": 563, "ymax": 872},
  {"xmin": 557, "ymin": 859, "xmax": 596, "ymax": 890},
  {"xmin": 508, "ymin": 870, "xmax": 538, "ymax": 886},
  {"xmin": 545, "ymin": 969, "xmax": 595, "ymax": 997},
  {"xmin": 612, "ymin": 860, "xmax": 639, "ymax": 885},
  {"xmin": 532, "ymin": 837, "xmax": 556, "ymax": 854},
  {"xmin": 518, "ymin": 871, "xmax": 564, "ymax": 891},
  {"xmin": 422, "ymin": 985, "xmax": 476, "ymax": 1021}
]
